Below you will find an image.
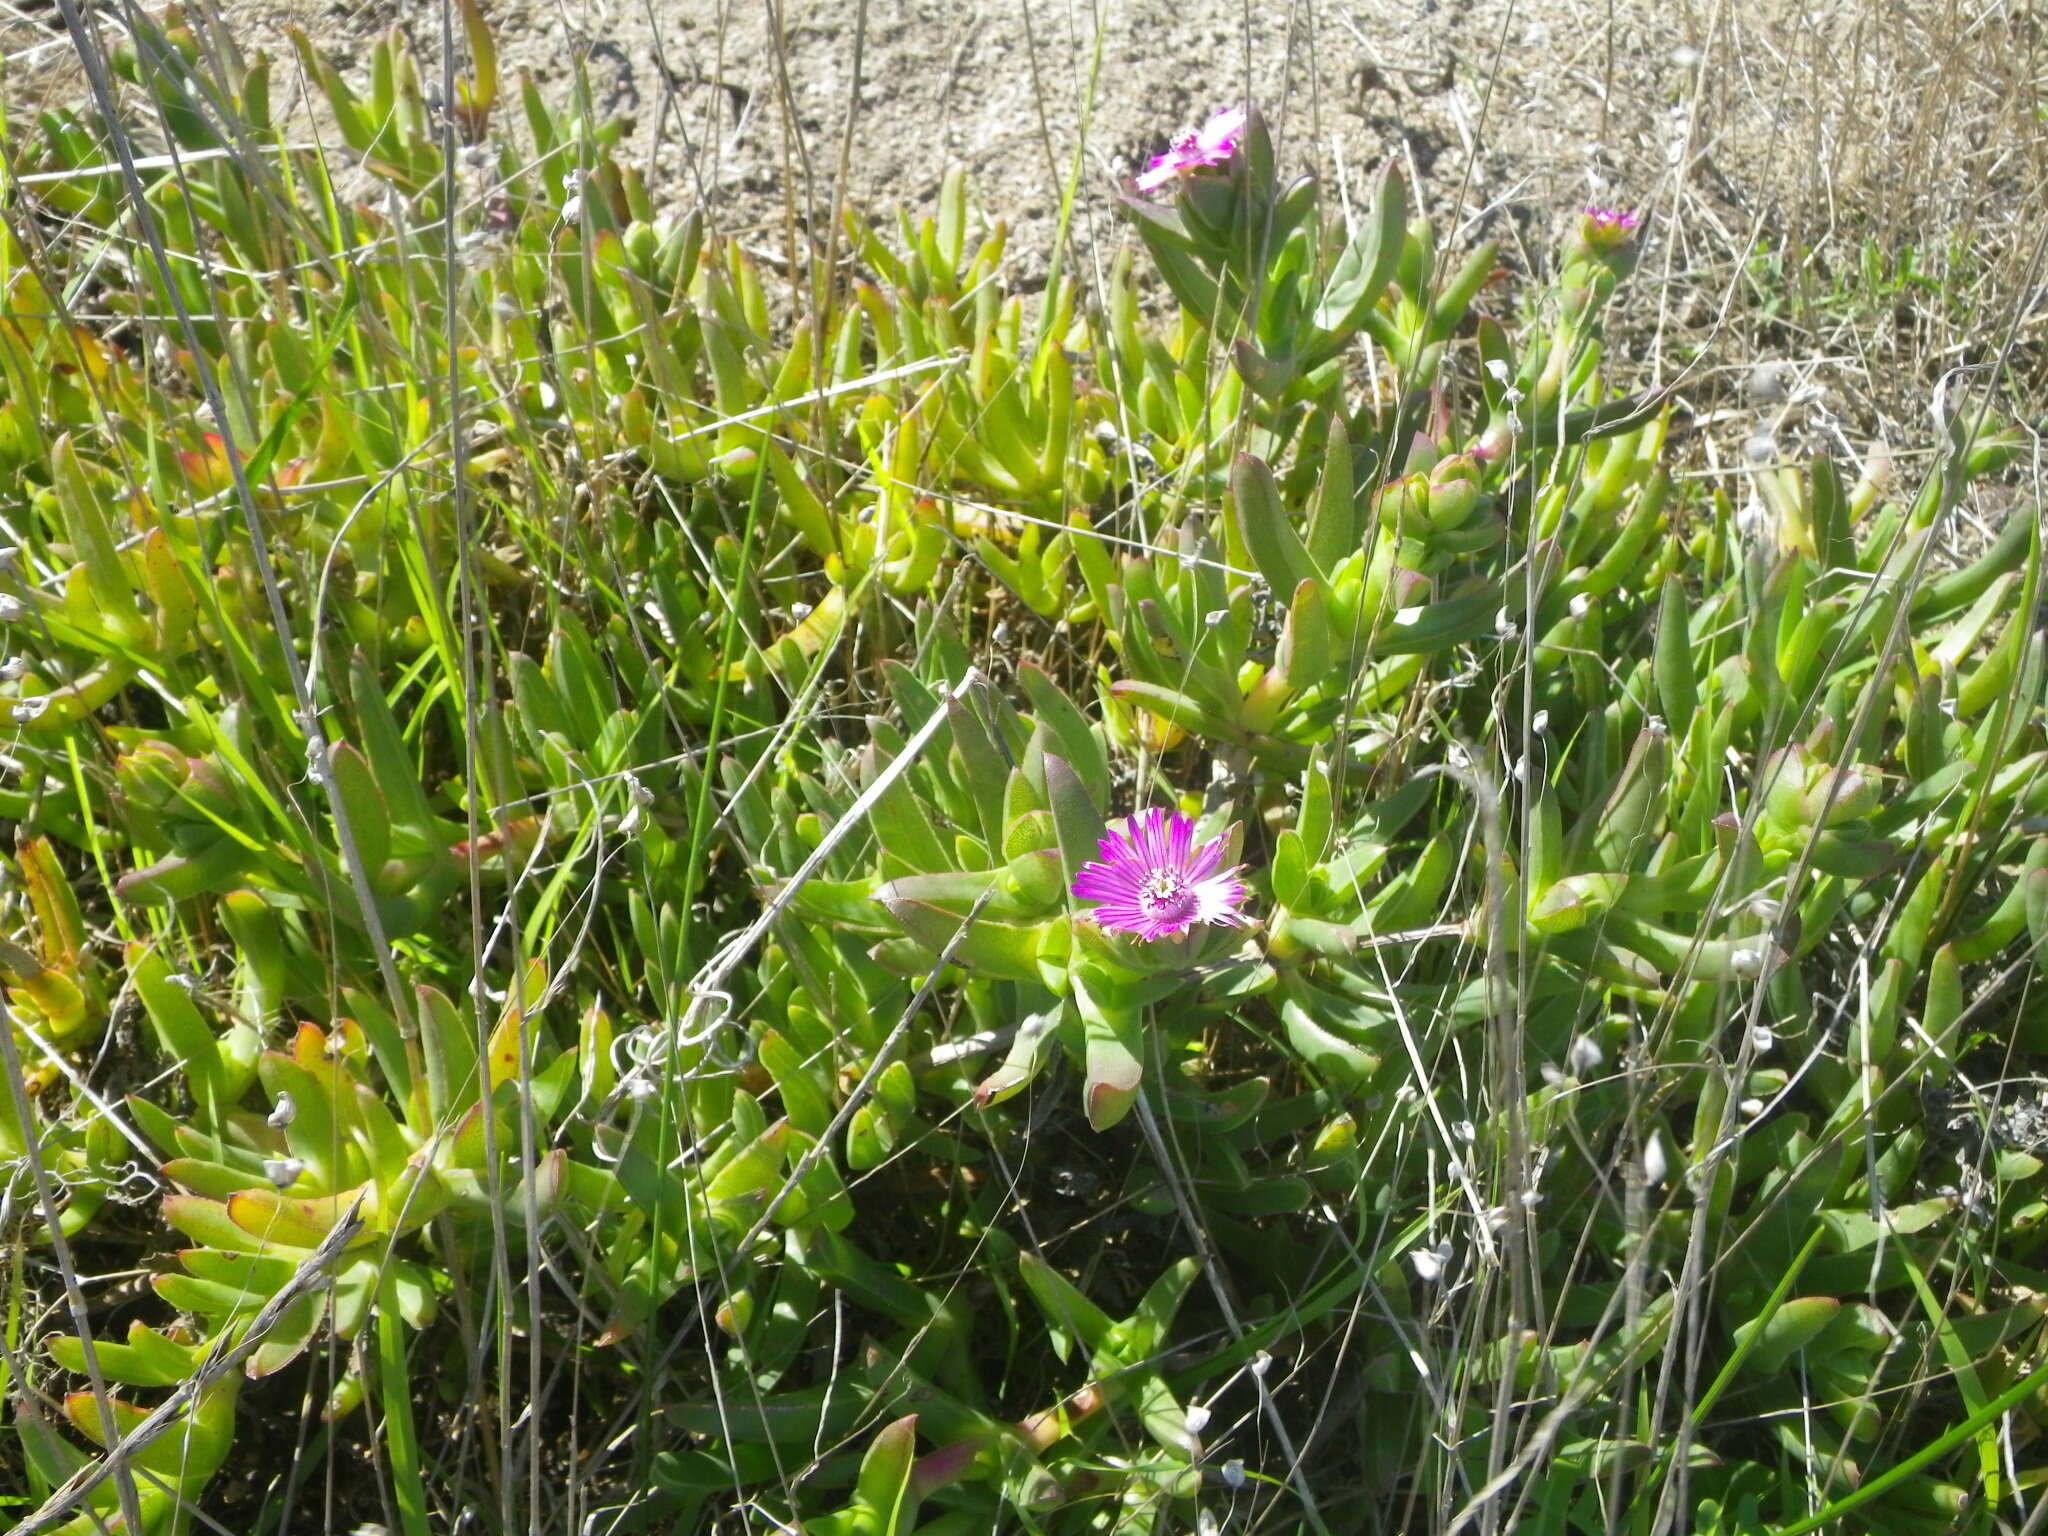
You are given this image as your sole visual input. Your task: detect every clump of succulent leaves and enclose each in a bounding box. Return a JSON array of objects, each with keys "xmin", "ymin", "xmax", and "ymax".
[{"xmin": 2, "ymin": 20, "xmax": 2045, "ymax": 1536}]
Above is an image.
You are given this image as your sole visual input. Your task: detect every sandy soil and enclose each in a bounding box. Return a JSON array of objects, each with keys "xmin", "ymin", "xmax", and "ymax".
[
  {"xmin": 7, "ymin": 0, "xmax": 2044, "ymax": 440},
  {"xmin": 0, "ymin": 0, "xmax": 1939, "ymax": 254},
  {"xmin": 299, "ymin": 0, "xmax": 1706, "ymax": 274}
]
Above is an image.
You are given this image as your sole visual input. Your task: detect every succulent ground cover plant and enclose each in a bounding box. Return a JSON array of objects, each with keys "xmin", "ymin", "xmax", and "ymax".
[{"xmin": 1, "ymin": 18, "xmax": 2045, "ymax": 1536}]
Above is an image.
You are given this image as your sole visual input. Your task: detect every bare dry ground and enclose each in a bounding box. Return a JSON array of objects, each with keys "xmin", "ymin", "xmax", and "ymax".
[{"xmin": 8, "ymin": 0, "xmax": 2046, "ymax": 488}]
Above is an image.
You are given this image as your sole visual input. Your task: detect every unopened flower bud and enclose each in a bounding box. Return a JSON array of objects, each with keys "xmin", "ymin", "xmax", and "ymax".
[
  {"xmin": 1424, "ymin": 455, "xmax": 1485, "ymax": 530},
  {"xmin": 1373, "ymin": 472, "xmax": 1433, "ymax": 535},
  {"xmin": 1761, "ymin": 744, "xmax": 1814, "ymax": 829},
  {"xmin": 1815, "ymin": 766, "xmax": 1877, "ymax": 826},
  {"xmin": 1473, "ymin": 421, "xmax": 1516, "ymax": 460},
  {"xmin": 1573, "ymin": 206, "xmax": 1641, "ymax": 259}
]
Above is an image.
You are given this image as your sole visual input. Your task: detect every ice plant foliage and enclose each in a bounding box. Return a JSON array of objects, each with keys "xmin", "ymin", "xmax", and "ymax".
[
  {"xmin": 1071, "ymin": 808, "xmax": 1249, "ymax": 940},
  {"xmin": 1133, "ymin": 105, "xmax": 1248, "ymax": 192},
  {"xmin": 13, "ymin": 19, "xmax": 2048, "ymax": 1529}
]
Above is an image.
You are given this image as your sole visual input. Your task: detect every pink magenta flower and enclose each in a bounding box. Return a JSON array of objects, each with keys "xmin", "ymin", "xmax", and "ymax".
[
  {"xmin": 1071, "ymin": 807, "xmax": 1249, "ymax": 941},
  {"xmin": 1134, "ymin": 106, "xmax": 1249, "ymax": 193}
]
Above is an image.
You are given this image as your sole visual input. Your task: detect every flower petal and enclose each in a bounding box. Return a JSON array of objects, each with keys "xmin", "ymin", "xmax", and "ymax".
[
  {"xmin": 1134, "ymin": 160, "xmax": 1179, "ymax": 192},
  {"xmin": 1090, "ymin": 902, "xmax": 1155, "ymax": 938},
  {"xmin": 1073, "ymin": 861, "xmax": 1143, "ymax": 902},
  {"xmin": 1194, "ymin": 106, "xmax": 1247, "ymax": 154},
  {"xmin": 1129, "ymin": 807, "xmax": 1168, "ymax": 869},
  {"xmin": 1192, "ymin": 869, "xmax": 1249, "ymax": 926}
]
